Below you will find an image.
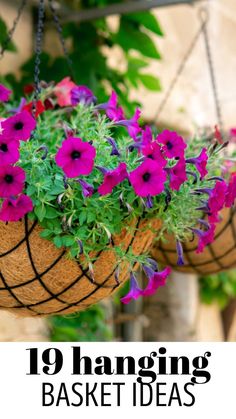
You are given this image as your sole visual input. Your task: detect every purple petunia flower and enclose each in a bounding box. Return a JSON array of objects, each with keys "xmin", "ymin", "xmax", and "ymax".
[
  {"xmin": 55, "ymin": 137, "xmax": 96, "ymax": 178},
  {"xmin": 0, "ymin": 111, "xmax": 36, "ymax": 141},
  {"xmin": 98, "ymin": 162, "xmax": 128, "ymax": 195},
  {"xmin": 129, "ymin": 158, "xmax": 167, "ymax": 197},
  {"xmin": 0, "ymin": 165, "xmax": 26, "ymax": 198},
  {"xmin": 97, "ymin": 91, "xmax": 124, "ymax": 122},
  {"xmin": 157, "ymin": 129, "xmax": 187, "ymax": 159},
  {"xmin": 71, "ymin": 85, "xmax": 96, "ymax": 106},
  {"xmin": 0, "ymin": 84, "xmax": 12, "ymax": 102},
  {"xmin": 142, "ymin": 266, "xmax": 171, "ymax": 297},
  {"xmin": 141, "ymin": 125, "xmax": 153, "ymax": 146},
  {"xmin": 186, "ymin": 148, "xmax": 208, "ymax": 180},
  {"xmin": 78, "ymin": 179, "xmax": 94, "ymax": 197},
  {"xmin": 106, "ymin": 137, "xmax": 120, "ymax": 156},
  {"xmin": 0, "ymin": 137, "xmax": 20, "ymax": 165},
  {"xmin": 176, "ymin": 240, "xmax": 185, "ymax": 265},
  {"xmin": 117, "ymin": 108, "xmax": 141, "ymax": 140},
  {"xmin": 168, "ymin": 158, "xmax": 187, "ymax": 191},
  {"xmin": 208, "ymin": 180, "xmax": 227, "ymax": 222},
  {"xmin": 194, "ymin": 224, "xmax": 216, "ymax": 254},
  {"xmin": 0, "ymin": 194, "xmax": 33, "ymax": 222},
  {"xmin": 142, "ymin": 141, "xmax": 167, "ymax": 167},
  {"xmin": 120, "ymin": 272, "xmax": 143, "ymax": 304}
]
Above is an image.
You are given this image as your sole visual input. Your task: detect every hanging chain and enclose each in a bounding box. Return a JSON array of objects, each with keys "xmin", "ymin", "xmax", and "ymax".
[
  {"xmin": 33, "ymin": 0, "xmax": 45, "ymax": 104},
  {"xmin": 48, "ymin": 0, "xmax": 74, "ymax": 79},
  {"xmin": 199, "ymin": 7, "xmax": 224, "ymax": 132},
  {"xmin": 0, "ymin": 0, "xmax": 27, "ymax": 59}
]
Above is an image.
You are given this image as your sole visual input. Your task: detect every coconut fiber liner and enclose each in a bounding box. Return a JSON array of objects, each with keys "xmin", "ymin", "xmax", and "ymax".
[
  {"xmin": 0, "ymin": 216, "xmax": 161, "ymax": 317},
  {"xmin": 152, "ymin": 206, "xmax": 236, "ymax": 275}
]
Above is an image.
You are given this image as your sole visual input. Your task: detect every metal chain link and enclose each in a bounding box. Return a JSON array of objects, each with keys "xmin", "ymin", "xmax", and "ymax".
[
  {"xmin": 33, "ymin": 0, "xmax": 45, "ymax": 103},
  {"xmin": 0, "ymin": 0, "xmax": 27, "ymax": 59},
  {"xmin": 48, "ymin": 0, "xmax": 75, "ymax": 79}
]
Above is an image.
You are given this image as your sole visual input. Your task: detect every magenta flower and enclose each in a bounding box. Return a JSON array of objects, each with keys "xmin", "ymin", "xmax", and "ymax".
[
  {"xmin": 186, "ymin": 148, "xmax": 208, "ymax": 180},
  {"xmin": 142, "ymin": 266, "xmax": 171, "ymax": 297},
  {"xmin": 120, "ymin": 272, "xmax": 143, "ymax": 304},
  {"xmin": 129, "ymin": 158, "xmax": 167, "ymax": 197},
  {"xmin": 98, "ymin": 162, "xmax": 128, "ymax": 195},
  {"xmin": 208, "ymin": 181, "xmax": 227, "ymax": 218},
  {"xmin": 71, "ymin": 85, "xmax": 96, "ymax": 106},
  {"xmin": 169, "ymin": 158, "xmax": 187, "ymax": 191},
  {"xmin": 1, "ymin": 111, "xmax": 36, "ymax": 141},
  {"xmin": 97, "ymin": 91, "xmax": 124, "ymax": 122},
  {"xmin": 142, "ymin": 141, "xmax": 167, "ymax": 167},
  {"xmin": 0, "ymin": 137, "xmax": 20, "ymax": 165},
  {"xmin": 195, "ymin": 224, "xmax": 216, "ymax": 254},
  {"xmin": 225, "ymin": 173, "xmax": 236, "ymax": 208},
  {"xmin": 55, "ymin": 137, "xmax": 96, "ymax": 178},
  {"xmin": 0, "ymin": 165, "xmax": 26, "ymax": 198},
  {"xmin": 0, "ymin": 84, "xmax": 12, "ymax": 102},
  {"xmin": 78, "ymin": 179, "xmax": 94, "ymax": 197},
  {"xmin": 0, "ymin": 194, "xmax": 33, "ymax": 222},
  {"xmin": 117, "ymin": 108, "xmax": 141, "ymax": 140},
  {"xmin": 157, "ymin": 130, "xmax": 187, "ymax": 159},
  {"xmin": 141, "ymin": 125, "xmax": 153, "ymax": 146},
  {"xmin": 54, "ymin": 77, "xmax": 77, "ymax": 107}
]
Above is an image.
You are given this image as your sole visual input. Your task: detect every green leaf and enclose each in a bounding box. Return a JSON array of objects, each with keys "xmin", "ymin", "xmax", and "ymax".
[
  {"xmin": 0, "ymin": 17, "xmax": 17, "ymax": 52},
  {"xmin": 139, "ymin": 74, "xmax": 162, "ymax": 91},
  {"xmin": 34, "ymin": 204, "xmax": 46, "ymax": 222},
  {"xmin": 40, "ymin": 229, "xmax": 53, "ymax": 239},
  {"xmin": 45, "ymin": 207, "xmax": 59, "ymax": 219},
  {"xmin": 53, "ymin": 236, "xmax": 63, "ymax": 248},
  {"xmin": 125, "ymin": 11, "xmax": 164, "ymax": 36},
  {"xmin": 116, "ymin": 20, "xmax": 161, "ymax": 60}
]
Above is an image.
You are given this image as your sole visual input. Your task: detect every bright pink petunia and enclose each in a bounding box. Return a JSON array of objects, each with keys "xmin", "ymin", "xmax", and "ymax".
[
  {"xmin": 129, "ymin": 158, "xmax": 167, "ymax": 197},
  {"xmin": 98, "ymin": 162, "xmax": 128, "ymax": 195},
  {"xmin": 0, "ymin": 137, "xmax": 20, "ymax": 165},
  {"xmin": 196, "ymin": 224, "xmax": 216, "ymax": 254},
  {"xmin": 157, "ymin": 129, "xmax": 187, "ymax": 159},
  {"xmin": 54, "ymin": 77, "xmax": 77, "ymax": 107},
  {"xmin": 120, "ymin": 273, "xmax": 143, "ymax": 304},
  {"xmin": 208, "ymin": 181, "xmax": 227, "ymax": 216},
  {"xmin": 169, "ymin": 158, "xmax": 187, "ymax": 191},
  {"xmin": 186, "ymin": 148, "xmax": 208, "ymax": 180},
  {"xmin": 71, "ymin": 85, "xmax": 96, "ymax": 106},
  {"xmin": 55, "ymin": 137, "xmax": 96, "ymax": 178},
  {"xmin": 97, "ymin": 91, "xmax": 124, "ymax": 122},
  {"xmin": 0, "ymin": 165, "xmax": 26, "ymax": 198},
  {"xmin": 141, "ymin": 125, "xmax": 153, "ymax": 146},
  {"xmin": 117, "ymin": 108, "xmax": 141, "ymax": 140},
  {"xmin": 0, "ymin": 84, "xmax": 11, "ymax": 102},
  {"xmin": 0, "ymin": 194, "xmax": 33, "ymax": 222},
  {"xmin": 142, "ymin": 141, "xmax": 167, "ymax": 167},
  {"xmin": 0, "ymin": 111, "xmax": 36, "ymax": 141},
  {"xmin": 142, "ymin": 266, "xmax": 171, "ymax": 297},
  {"xmin": 225, "ymin": 173, "xmax": 236, "ymax": 208}
]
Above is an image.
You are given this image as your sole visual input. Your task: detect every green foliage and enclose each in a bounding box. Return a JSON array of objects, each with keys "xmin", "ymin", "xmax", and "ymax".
[
  {"xmin": 49, "ymin": 304, "xmax": 113, "ymax": 341},
  {"xmin": 200, "ymin": 270, "xmax": 236, "ymax": 309},
  {"xmin": 0, "ymin": 17, "xmax": 17, "ymax": 53}
]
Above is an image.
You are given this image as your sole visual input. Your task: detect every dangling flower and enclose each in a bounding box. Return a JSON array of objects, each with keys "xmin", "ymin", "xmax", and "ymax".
[
  {"xmin": 0, "ymin": 138, "xmax": 20, "ymax": 165},
  {"xmin": 176, "ymin": 240, "xmax": 184, "ymax": 265},
  {"xmin": 55, "ymin": 137, "xmax": 96, "ymax": 178},
  {"xmin": 186, "ymin": 148, "xmax": 208, "ymax": 180},
  {"xmin": 23, "ymin": 100, "xmax": 45, "ymax": 118},
  {"xmin": 142, "ymin": 141, "xmax": 167, "ymax": 167},
  {"xmin": 78, "ymin": 179, "xmax": 94, "ymax": 197},
  {"xmin": 54, "ymin": 77, "xmax": 77, "ymax": 107},
  {"xmin": 117, "ymin": 108, "xmax": 141, "ymax": 140},
  {"xmin": 142, "ymin": 266, "xmax": 171, "ymax": 297},
  {"xmin": 71, "ymin": 85, "xmax": 96, "ymax": 106},
  {"xmin": 120, "ymin": 272, "xmax": 143, "ymax": 304},
  {"xmin": 225, "ymin": 172, "xmax": 236, "ymax": 208},
  {"xmin": 106, "ymin": 137, "xmax": 120, "ymax": 156},
  {"xmin": 0, "ymin": 194, "xmax": 33, "ymax": 222},
  {"xmin": 168, "ymin": 158, "xmax": 187, "ymax": 191},
  {"xmin": 98, "ymin": 162, "xmax": 128, "ymax": 195},
  {"xmin": 129, "ymin": 158, "xmax": 167, "ymax": 197},
  {"xmin": 0, "ymin": 111, "xmax": 36, "ymax": 141},
  {"xmin": 208, "ymin": 180, "xmax": 227, "ymax": 218},
  {"xmin": 97, "ymin": 91, "xmax": 124, "ymax": 122},
  {"xmin": 195, "ymin": 224, "xmax": 216, "ymax": 254},
  {"xmin": 0, "ymin": 84, "xmax": 11, "ymax": 102},
  {"xmin": 0, "ymin": 165, "xmax": 26, "ymax": 198},
  {"xmin": 157, "ymin": 129, "xmax": 187, "ymax": 159}
]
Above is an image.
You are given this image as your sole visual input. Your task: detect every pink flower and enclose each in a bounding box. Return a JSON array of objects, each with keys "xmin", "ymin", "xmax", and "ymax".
[
  {"xmin": 98, "ymin": 162, "xmax": 128, "ymax": 195},
  {"xmin": 142, "ymin": 141, "xmax": 167, "ymax": 167},
  {"xmin": 117, "ymin": 108, "xmax": 141, "ymax": 140},
  {"xmin": 142, "ymin": 266, "xmax": 171, "ymax": 297},
  {"xmin": 55, "ymin": 137, "xmax": 96, "ymax": 178},
  {"xmin": 97, "ymin": 91, "xmax": 124, "ymax": 122},
  {"xmin": 208, "ymin": 181, "xmax": 227, "ymax": 216},
  {"xmin": 0, "ymin": 165, "xmax": 26, "ymax": 198},
  {"xmin": 54, "ymin": 77, "xmax": 77, "ymax": 107},
  {"xmin": 157, "ymin": 130, "xmax": 187, "ymax": 159},
  {"xmin": 129, "ymin": 158, "xmax": 167, "ymax": 197},
  {"xmin": 120, "ymin": 272, "xmax": 143, "ymax": 304},
  {"xmin": 0, "ymin": 194, "xmax": 33, "ymax": 222},
  {"xmin": 141, "ymin": 125, "xmax": 153, "ymax": 146},
  {"xmin": 0, "ymin": 111, "xmax": 36, "ymax": 141},
  {"xmin": 71, "ymin": 85, "xmax": 96, "ymax": 106},
  {"xmin": 225, "ymin": 173, "xmax": 236, "ymax": 208},
  {"xmin": 186, "ymin": 148, "xmax": 208, "ymax": 180},
  {"xmin": 0, "ymin": 137, "xmax": 20, "ymax": 165},
  {"xmin": 169, "ymin": 158, "xmax": 187, "ymax": 191},
  {"xmin": 196, "ymin": 224, "xmax": 216, "ymax": 254},
  {"xmin": 0, "ymin": 84, "xmax": 11, "ymax": 102},
  {"xmin": 78, "ymin": 179, "xmax": 94, "ymax": 197}
]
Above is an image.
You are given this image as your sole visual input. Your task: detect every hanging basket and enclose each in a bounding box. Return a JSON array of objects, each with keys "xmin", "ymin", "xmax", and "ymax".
[
  {"xmin": 0, "ymin": 217, "xmax": 161, "ymax": 317},
  {"xmin": 151, "ymin": 207, "xmax": 236, "ymax": 275}
]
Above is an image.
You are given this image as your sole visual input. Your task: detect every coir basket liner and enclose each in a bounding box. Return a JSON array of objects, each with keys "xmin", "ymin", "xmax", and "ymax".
[
  {"xmin": 0, "ymin": 216, "xmax": 161, "ymax": 317},
  {"xmin": 152, "ymin": 206, "xmax": 236, "ymax": 275}
]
